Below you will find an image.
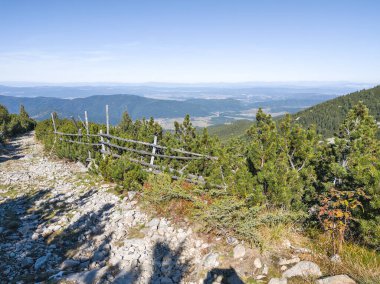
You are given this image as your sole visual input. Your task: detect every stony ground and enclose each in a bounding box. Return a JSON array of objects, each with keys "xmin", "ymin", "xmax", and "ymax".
[{"xmin": 0, "ymin": 133, "xmax": 357, "ymax": 284}]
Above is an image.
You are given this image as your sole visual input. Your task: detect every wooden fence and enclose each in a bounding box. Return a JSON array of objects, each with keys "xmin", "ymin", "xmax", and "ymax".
[{"xmin": 51, "ymin": 108, "xmax": 225, "ymax": 189}]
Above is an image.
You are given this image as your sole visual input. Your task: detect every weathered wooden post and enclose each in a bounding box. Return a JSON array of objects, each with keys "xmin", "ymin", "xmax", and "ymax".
[
  {"xmin": 100, "ymin": 129, "xmax": 105, "ymax": 158},
  {"xmin": 78, "ymin": 128, "xmax": 82, "ymax": 142},
  {"xmin": 106, "ymin": 105, "xmax": 110, "ymax": 135},
  {"xmin": 149, "ymin": 135, "xmax": 158, "ymax": 170},
  {"xmin": 84, "ymin": 111, "xmax": 91, "ymax": 161},
  {"xmin": 84, "ymin": 111, "xmax": 89, "ymax": 135},
  {"xmin": 51, "ymin": 113, "xmax": 57, "ymax": 133}
]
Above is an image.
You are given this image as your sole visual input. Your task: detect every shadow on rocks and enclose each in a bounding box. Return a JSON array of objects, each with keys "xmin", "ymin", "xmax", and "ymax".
[
  {"xmin": 203, "ymin": 267, "xmax": 245, "ymax": 284},
  {"xmin": 148, "ymin": 241, "xmax": 190, "ymax": 284}
]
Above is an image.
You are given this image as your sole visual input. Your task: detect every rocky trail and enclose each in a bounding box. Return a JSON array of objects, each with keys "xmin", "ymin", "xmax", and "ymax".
[
  {"xmin": 0, "ymin": 133, "xmax": 357, "ymax": 284},
  {"xmin": 0, "ymin": 133, "xmax": 242, "ymax": 283}
]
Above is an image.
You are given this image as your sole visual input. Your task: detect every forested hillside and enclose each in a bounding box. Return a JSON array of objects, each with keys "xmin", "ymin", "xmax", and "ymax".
[
  {"xmin": 0, "ymin": 94, "xmax": 244, "ymax": 123},
  {"xmin": 295, "ymin": 85, "xmax": 380, "ymax": 137},
  {"xmin": 204, "ymin": 120, "xmax": 253, "ymax": 141},
  {"xmin": 0, "ymin": 104, "xmax": 36, "ymax": 144}
]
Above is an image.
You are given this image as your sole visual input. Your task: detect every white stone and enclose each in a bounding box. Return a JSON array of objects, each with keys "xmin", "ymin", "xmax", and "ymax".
[
  {"xmin": 147, "ymin": 218, "xmax": 160, "ymax": 229},
  {"xmin": 282, "ymin": 261, "xmax": 322, "ymax": 278},
  {"xmin": 315, "ymin": 275, "xmax": 356, "ymax": 284},
  {"xmin": 269, "ymin": 278, "xmax": 287, "ymax": 284},
  {"xmin": 253, "ymin": 257, "xmax": 263, "ymax": 269},
  {"xmin": 203, "ymin": 252, "xmax": 219, "ymax": 268},
  {"xmin": 262, "ymin": 264, "xmax": 269, "ymax": 275},
  {"xmin": 279, "ymin": 257, "xmax": 300, "ymax": 266},
  {"xmin": 282, "ymin": 239, "xmax": 291, "ymax": 248},
  {"xmin": 233, "ymin": 244, "xmax": 246, "ymax": 259},
  {"xmin": 127, "ymin": 191, "xmax": 137, "ymax": 200},
  {"xmin": 330, "ymin": 254, "xmax": 341, "ymax": 263}
]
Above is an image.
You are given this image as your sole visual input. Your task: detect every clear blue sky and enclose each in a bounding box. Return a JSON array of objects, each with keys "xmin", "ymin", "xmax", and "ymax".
[{"xmin": 0, "ymin": 0, "xmax": 379, "ymax": 83}]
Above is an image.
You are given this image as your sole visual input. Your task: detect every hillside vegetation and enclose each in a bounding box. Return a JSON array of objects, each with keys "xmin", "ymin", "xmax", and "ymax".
[
  {"xmin": 0, "ymin": 104, "xmax": 36, "ymax": 144},
  {"xmin": 36, "ymin": 102, "xmax": 380, "ymax": 282},
  {"xmin": 295, "ymin": 85, "xmax": 380, "ymax": 137},
  {"xmin": 204, "ymin": 119, "xmax": 253, "ymax": 141}
]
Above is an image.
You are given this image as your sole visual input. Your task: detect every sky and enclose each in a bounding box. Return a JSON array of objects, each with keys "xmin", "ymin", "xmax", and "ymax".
[{"xmin": 0, "ymin": 0, "xmax": 379, "ymax": 84}]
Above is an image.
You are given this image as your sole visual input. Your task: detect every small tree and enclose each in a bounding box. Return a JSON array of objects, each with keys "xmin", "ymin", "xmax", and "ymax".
[{"xmin": 317, "ymin": 102, "xmax": 380, "ymax": 251}]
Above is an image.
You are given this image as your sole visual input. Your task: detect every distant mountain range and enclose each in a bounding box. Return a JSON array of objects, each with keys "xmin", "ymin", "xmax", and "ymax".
[
  {"xmin": 0, "ymin": 84, "xmax": 372, "ymax": 129},
  {"xmin": 0, "ymin": 94, "xmax": 245, "ymax": 124}
]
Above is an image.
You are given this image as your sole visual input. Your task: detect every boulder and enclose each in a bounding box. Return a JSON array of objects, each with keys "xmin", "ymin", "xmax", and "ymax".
[
  {"xmin": 315, "ymin": 275, "xmax": 356, "ymax": 284},
  {"xmin": 233, "ymin": 244, "xmax": 246, "ymax": 259},
  {"xmin": 282, "ymin": 261, "xmax": 322, "ymax": 278}
]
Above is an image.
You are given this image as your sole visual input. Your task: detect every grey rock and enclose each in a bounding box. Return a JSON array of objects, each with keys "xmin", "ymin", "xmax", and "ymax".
[
  {"xmin": 21, "ymin": 257, "xmax": 34, "ymax": 268},
  {"xmin": 330, "ymin": 254, "xmax": 341, "ymax": 263},
  {"xmin": 233, "ymin": 244, "xmax": 246, "ymax": 259},
  {"xmin": 34, "ymin": 253, "xmax": 51, "ymax": 270},
  {"xmin": 64, "ymin": 266, "xmax": 108, "ymax": 284},
  {"xmin": 60, "ymin": 259, "xmax": 80, "ymax": 270},
  {"xmin": 291, "ymin": 246, "xmax": 312, "ymax": 254},
  {"xmin": 203, "ymin": 252, "xmax": 219, "ymax": 268},
  {"xmin": 315, "ymin": 275, "xmax": 356, "ymax": 284},
  {"xmin": 147, "ymin": 218, "xmax": 160, "ymax": 229},
  {"xmin": 226, "ymin": 236, "xmax": 238, "ymax": 245},
  {"xmin": 127, "ymin": 191, "xmax": 137, "ymax": 201},
  {"xmin": 282, "ymin": 261, "xmax": 322, "ymax": 278},
  {"xmin": 279, "ymin": 257, "xmax": 300, "ymax": 266},
  {"xmin": 269, "ymin": 278, "xmax": 287, "ymax": 284},
  {"xmin": 262, "ymin": 264, "xmax": 269, "ymax": 275}
]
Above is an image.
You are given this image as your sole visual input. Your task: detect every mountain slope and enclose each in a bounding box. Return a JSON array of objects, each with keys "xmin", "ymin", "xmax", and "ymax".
[
  {"xmin": 294, "ymin": 85, "xmax": 380, "ymax": 137},
  {"xmin": 0, "ymin": 94, "xmax": 245, "ymax": 124},
  {"xmin": 205, "ymin": 120, "xmax": 253, "ymax": 141}
]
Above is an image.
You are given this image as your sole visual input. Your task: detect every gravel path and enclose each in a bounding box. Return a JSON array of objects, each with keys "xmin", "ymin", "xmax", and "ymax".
[{"xmin": 0, "ymin": 133, "xmax": 239, "ymax": 283}]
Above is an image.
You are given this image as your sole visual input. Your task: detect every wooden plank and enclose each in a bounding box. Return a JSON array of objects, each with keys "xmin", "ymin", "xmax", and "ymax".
[
  {"xmin": 100, "ymin": 133, "xmax": 217, "ymax": 160},
  {"xmin": 101, "ymin": 140, "xmax": 203, "ymax": 160},
  {"xmin": 54, "ymin": 131, "xmax": 98, "ymax": 137},
  {"xmin": 59, "ymin": 138, "xmax": 101, "ymax": 146}
]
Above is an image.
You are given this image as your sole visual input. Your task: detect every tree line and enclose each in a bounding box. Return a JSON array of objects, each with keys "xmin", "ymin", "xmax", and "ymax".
[{"xmin": 0, "ymin": 104, "xmax": 36, "ymax": 144}]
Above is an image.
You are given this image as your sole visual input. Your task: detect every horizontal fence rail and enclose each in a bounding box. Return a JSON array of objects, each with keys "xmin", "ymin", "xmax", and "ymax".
[
  {"xmin": 102, "ymin": 140, "xmax": 204, "ymax": 160},
  {"xmin": 53, "ymin": 127, "xmax": 225, "ymax": 189},
  {"xmin": 100, "ymin": 133, "xmax": 218, "ymax": 160}
]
